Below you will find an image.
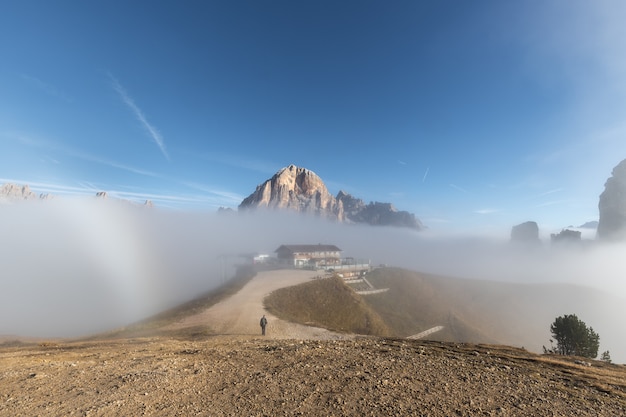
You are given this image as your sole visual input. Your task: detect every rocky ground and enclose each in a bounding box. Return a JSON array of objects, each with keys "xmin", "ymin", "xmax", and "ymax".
[
  {"xmin": 1, "ymin": 336, "xmax": 624, "ymax": 416},
  {"xmin": 1, "ymin": 270, "xmax": 625, "ymax": 416}
]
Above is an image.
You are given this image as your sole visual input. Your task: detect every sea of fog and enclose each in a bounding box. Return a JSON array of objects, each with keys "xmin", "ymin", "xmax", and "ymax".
[{"xmin": 1, "ymin": 200, "xmax": 624, "ymax": 361}]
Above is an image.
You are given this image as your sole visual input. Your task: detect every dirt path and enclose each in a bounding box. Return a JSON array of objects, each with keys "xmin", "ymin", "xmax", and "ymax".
[{"xmin": 165, "ymin": 269, "xmax": 351, "ymax": 340}]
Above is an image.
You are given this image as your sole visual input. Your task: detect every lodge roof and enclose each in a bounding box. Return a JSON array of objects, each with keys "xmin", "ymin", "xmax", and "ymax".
[{"xmin": 275, "ymin": 244, "xmax": 342, "ymax": 253}]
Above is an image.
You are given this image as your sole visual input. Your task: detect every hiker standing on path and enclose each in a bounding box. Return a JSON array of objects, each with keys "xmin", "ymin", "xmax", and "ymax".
[{"xmin": 260, "ymin": 315, "xmax": 268, "ymax": 336}]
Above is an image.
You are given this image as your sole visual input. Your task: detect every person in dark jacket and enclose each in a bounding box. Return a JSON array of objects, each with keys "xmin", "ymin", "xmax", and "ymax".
[{"xmin": 260, "ymin": 315, "xmax": 268, "ymax": 336}]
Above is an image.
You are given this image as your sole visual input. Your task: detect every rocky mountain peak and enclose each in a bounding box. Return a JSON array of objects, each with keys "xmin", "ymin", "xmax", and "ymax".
[
  {"xmin": 239, "ymin": 165, "xmax": 344, "ymax": 220},
  {"xmin": 336, "ymin": 190, "xmax": 366, "ymax": 214},
  {"xmin": 0, "ymin": 182, "xmax": 150, "ymax": 207},
  {"xmin": 239, "ymin": 165, "xmax": 422, "ymax": 229},
  {"xmin": 0, "ymin": 183, "xmax": 43, "ymax": 202}
]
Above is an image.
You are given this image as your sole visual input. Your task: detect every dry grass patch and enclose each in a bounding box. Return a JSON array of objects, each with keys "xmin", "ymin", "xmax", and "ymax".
[
  {"xmin": 264, "ymin": 275, "xmax": 391, "ymax": 336},
  {"xmin": 532, "ymin": 355, "xmax": 626, "ymax": 400},
  {"xmin": 363, "ymin": 267, "xmax": 499, "ymax": 341}
]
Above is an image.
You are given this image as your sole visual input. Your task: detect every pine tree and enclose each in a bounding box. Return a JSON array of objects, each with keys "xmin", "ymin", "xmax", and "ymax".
[{"xmin": 549, "ymin": 314, "xmax": 600, "ymax": 359}]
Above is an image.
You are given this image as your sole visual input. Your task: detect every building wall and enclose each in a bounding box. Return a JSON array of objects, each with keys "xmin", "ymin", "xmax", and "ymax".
[{"xmin": 281, "ymin": 251, "xmax": 341, "ymax": 267}]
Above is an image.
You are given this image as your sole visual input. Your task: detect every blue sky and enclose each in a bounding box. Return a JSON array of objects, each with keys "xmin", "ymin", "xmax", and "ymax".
[{"xmin": 2, "ymin": 1, "xmax": 626, "ymax": 235}]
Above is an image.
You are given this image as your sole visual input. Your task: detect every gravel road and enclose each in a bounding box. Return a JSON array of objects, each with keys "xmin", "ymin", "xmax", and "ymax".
[{"xmin": 165, "ymin": 269, "xmax": 351, "ymax": 340}]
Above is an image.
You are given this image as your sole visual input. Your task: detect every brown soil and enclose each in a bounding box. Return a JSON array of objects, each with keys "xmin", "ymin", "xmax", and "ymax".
[{"xmin": 1, "ymin": 270, "xmax": 625, "ymax": 416}]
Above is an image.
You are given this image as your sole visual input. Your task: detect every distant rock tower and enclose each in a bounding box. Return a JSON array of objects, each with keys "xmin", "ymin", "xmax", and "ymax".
[
  {"xmin": 511, "ymin": 221, "xmax": 540, "ymax": 244},
  {"xmin": 550, "ymin": 229, "xmax": 582, "ymax": 244},
  {"xmin": 598, "ymin": 159, "xmax": 626, "ymax": 240}
]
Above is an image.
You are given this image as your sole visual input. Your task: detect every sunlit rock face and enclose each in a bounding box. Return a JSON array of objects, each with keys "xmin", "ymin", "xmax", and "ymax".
[
  {"xmin": 0, "ymin": 183, "xmax": 41, "ymax": 202},
  {"xmin": 598, "ymin": 159, "xmax": 626, "ymax": 240},
  {"xmin": 511, "ymin": 221, "xmax": 540, "ymax": 244},
  {"xmin": 239, "ymin": 165, "xmax": 345, "ymax": 220},
  {"xmin": 239, "ymin": 165, "xmax": 423, "ymax": 229}
]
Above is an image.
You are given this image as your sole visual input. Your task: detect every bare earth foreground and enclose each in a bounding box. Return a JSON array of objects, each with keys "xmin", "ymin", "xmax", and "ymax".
[{"xmin": 1, "ymin": 271, "xmax": 625, "ymax": 416}]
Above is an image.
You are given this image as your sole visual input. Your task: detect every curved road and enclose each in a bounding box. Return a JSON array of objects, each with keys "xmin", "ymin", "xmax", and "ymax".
[{"xmin": 165, "ymin": 269, "xmax": 350, "ymax": 340}]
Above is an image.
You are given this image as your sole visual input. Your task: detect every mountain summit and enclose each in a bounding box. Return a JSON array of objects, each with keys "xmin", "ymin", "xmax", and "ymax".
[
  {"xmin": 239, "ymin": 165, "xmax": 344, "ymax": 220},
  {"xmin": 0, "ymin": 183, "xmax": 53, "ymax": 203},
  {"xmin": 239, "ymin": 165, "xmax": 422, "ymax": 229}
]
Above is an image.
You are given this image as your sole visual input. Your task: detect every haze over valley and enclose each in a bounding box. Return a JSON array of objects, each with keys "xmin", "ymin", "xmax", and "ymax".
[
  {"xmin": 2, "ymin": 163, "xmax": 626, "ymax": 363},
  {"xmin": 4, "ymin": 3, "xmax": 626, "ymax": 414}
]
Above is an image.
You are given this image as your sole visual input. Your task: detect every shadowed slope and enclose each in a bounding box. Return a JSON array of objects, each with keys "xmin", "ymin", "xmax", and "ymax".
[
  {"xmin": 363, "ymin": 267, "xmax": 625, "ymax": 356},
  {"xmin": 262, "ymin": 267, "xmax": 625, "ymax": 359},
  {"xmin": 264, "ymin": 275, "xmax": 391, "ymax": 336}
]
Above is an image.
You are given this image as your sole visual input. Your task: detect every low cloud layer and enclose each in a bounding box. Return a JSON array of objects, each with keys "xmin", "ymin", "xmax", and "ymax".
[{"xmin": 1, "ymin": 201, "xmax": 624, "ymax": 360}]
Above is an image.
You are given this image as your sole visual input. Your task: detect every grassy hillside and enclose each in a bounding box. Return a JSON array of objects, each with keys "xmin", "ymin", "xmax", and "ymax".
[
  {"xmin": 264, "ymin": 276, "xmax": 391, "ymax": 336},
  {"xmin": 263, "ymin": 268, "xmax": 511, "ymax": 343},
  {"xmin": 363, "ymin": 267, "xmax": 512, "ymax": 343},
  {"xmin": 359, "ymin": 267, "xmax": 626, "ymax": 358},
  {"xmin": 265, "ymin": 267, "xmax": 625, "ymax": 359}
]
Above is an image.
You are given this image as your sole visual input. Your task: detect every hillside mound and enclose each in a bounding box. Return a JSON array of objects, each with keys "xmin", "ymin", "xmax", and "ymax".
[
  {"xmin": 362, "ymin": 268, "xmax": 499, "ymax": 342},
  {"xmin": 261, "ymin": 267, "xmax": 625, "ymax": 358},
  {"xmin": 264, "ymin": 275, "xmax": 391, "ymax": 336},
  {"xmin": 363, "ymin": 268, "xmax": 626, "ymax": 358}
]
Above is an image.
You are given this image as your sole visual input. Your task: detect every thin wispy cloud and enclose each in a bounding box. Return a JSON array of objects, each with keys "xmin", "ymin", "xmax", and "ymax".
[
  {"xmin": 76, "ymin": 181, "xmax": 100, "ymax": 192},
  {"xmin": 0, "ymin": 179, "xmax": 102, "ymax": 198},
  {"xmin": 108, "ymin": 74, "xmax": 170, "ymax": 160},
  {"xmin": 531, "ymin": 188, "xmax": 564, "ymax": 199},
  {"xmin": 533, "ymin": 200, "xmax": 568, "ymax": 208},
  {"xmin": 20, "ymin": 74, "xmax": 73, "ymax": 102},
  {"xmin": 12, "ymin": 131, "xmax": 160, "ymax": 178},
  {"xmin": 40, "ymin": 156, "xmax": 60, "ymax": 165},
  {"xmin": 0, "ymin": 178, "xmax": 239, "ymax": 209},
  {"xmin": 420, "ymin": 217, "xmax": 450, "ymax": 224},
  {"xmin": 196, "ymin": 151, "xmax": 278, "ymax": 175},
  {"xmin": 474, "ymin": 208, "xmax": 499, "ymax": 215},
  {"xmin": 449, "ymin": 183, "xmax": 469, "ymax": 194},
  {"xmin": 422, "ymin": 167, "xmax": 430, "ymax": 183},
  {"xmin": 65, "ymin": 146, "xmax": 161, "ymax": 178},
  {"xmin": 182, "ymin": 181, "xmax": 244, "ymax": 205},
  {"xmin": 102, "ymin": 189, "xmax": 235, "ymax": 207},
  {"xmin": 101, "ymin": 158, "xmax": 160, "ymax": 178},
  {"xmin": 520, "ymin": 187, "xmax": 565, "ymax": 203}
]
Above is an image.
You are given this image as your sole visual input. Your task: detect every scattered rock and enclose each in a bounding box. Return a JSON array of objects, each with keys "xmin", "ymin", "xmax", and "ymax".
[{"xmin": 1, "ymin": 338, "xmax": 623, "ymax": 416}]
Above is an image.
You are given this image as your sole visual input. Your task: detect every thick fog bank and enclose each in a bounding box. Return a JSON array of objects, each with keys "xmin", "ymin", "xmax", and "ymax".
[{"xmin": 1, "ymin": 203, "xmax": 624, "ymax": 361}]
